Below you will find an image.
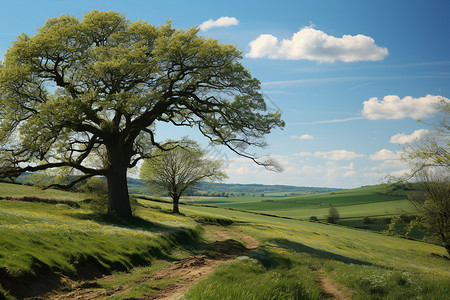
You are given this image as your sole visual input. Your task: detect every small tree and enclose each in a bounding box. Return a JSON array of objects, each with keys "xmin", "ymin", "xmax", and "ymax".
[
  {"xmin": 409, "ymin": 170, "xmax": 450, "ymax": 256},
  {"xmin": 396, "ymin": 99, "xmax": 450, "ymax": 256},
  {"xmin": 140, "ymin": 140, "xmax": 227, "ymax": 214},
  {"xmin": 327, "ymin": 206, "xmax": 340, "ymax": 224}
]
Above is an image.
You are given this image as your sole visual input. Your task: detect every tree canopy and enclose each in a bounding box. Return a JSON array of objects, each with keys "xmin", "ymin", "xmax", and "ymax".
[
  {"xmin": 0, "ymin": 10, "xmax": 284, "ymax": 217},
  {"xmin": 140, "ymin": 140, "xmax": 227, "ymax": 214},
  {"xmin": 400, "ymin": 99, "xmax": 450, "ymax": 178},
  {"xmin": 398, "ymin": 99, "xmax": 450, "ymax": 256}
]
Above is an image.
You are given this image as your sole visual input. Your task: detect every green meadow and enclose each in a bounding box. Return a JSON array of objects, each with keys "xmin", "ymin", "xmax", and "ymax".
[
  {"xmin": 0, "ymin": 182, "xmax": 449, "ymax": 299},
  {"xmin": 182, "ymin": 184, "xmax": 416, "ymax": 222}
]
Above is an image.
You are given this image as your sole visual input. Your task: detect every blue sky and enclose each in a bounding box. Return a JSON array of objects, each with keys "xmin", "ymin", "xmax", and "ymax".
[{"xmin": 1, "ymin": 0, "xmax": 449, "ymax": 188}]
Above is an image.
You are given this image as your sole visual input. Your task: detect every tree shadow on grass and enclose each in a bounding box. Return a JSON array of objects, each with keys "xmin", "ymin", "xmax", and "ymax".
[
  {"xmin": 267, "ymin": 238, "xmax": 382, "ymax": 267},
  {"xmin": 66, "ymin": 212, "xmax": 185, "ymax": 234}
]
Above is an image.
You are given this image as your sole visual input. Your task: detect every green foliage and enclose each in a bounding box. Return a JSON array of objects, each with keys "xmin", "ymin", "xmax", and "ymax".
[
  {"xmin": 408, "ymin": 171, "xmax": 450, "ymax": 255},
  {"xmin": 400, "ymin": 99, "xmax": 450, "ymax": 177},
  {"xmin": 327, "ymin": 206, "xmax": 340, "ymax": 224},
  {"xmin": 77, "ymin": 177, "xmax": 109, "ymax": 214},
  {"xmin": 140, "ymin": 139, "xmax": 227, "ymax": 213},
  {"xmin": 309, "ymin": 216, "xmax": 319, "ymax": 222},
  {"xmin": 193, "ymin": 215, "xmax": 234, "ymax": 226},
  {"xmin": 0, "ymin": 10, "xmax": 284, "ymax": 217},
  {"xmin": 362, "ymin": 216, "xmax": 371, "ymax": 224}
]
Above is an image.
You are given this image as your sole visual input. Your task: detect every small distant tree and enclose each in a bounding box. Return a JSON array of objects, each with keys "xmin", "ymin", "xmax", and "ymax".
[
  {"xmin": 362, "ymin": 216, "xmax": 371, "ymax": 224},
  {"xmin": 309, "ymin": 216, "xmax": 319, "ymax": 222},
  {"xmin": 139, "ymin": 140, "xmax": 227, "ymax": 214},
  {"xmin": 327, "ymin": 206, "xmax": 340, "ymax": 224}
]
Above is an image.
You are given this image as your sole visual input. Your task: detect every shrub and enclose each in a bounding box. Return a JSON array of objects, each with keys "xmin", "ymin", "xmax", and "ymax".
[
  {"xmin": 78, "ymin": 177, "xmax": 109, "ymax": 214},
  {"xmin": 309, "ymin": 216, "xmax": 319, "ymax": 222},
  {"xmin": 362, "ymin": 216, "xmax": 371, "ymax": 224}
]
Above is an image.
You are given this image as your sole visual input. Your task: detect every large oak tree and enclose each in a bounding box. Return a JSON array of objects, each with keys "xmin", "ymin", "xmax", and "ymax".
[{"xmin": 0, "ymin": 11, "xmax": 284, "ymax": 217}]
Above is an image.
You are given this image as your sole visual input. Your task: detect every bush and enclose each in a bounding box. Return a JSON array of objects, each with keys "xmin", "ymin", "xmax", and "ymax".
[
  {"xmin": 309, "ymin": 216, "xmax": 319, "ymax": 222},
  {"xmin": 362, "ymin": 216, "xmax": 371, "ymax": 224},
  {"xmin": 78, "ymin": 177, "xmax": 109, "ymax": 214},
  {"xmin": 88, "ymin": 196, "xmax": 109, "ymax": 214}
]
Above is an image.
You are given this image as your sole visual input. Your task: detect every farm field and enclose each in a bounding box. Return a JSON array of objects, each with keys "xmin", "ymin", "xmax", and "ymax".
[
  {"xmin": 0, "ymin": 182, "xmax": 449, "ymax": 299},
  {"xmin": 181, "ymin": 184, "xmax": 416, "ymax": 221}
]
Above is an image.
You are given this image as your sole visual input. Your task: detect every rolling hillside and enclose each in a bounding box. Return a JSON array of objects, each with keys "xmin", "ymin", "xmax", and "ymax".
[{"xmin": 1, "ymin": 181, "xmax": 448, "ymax": 299}]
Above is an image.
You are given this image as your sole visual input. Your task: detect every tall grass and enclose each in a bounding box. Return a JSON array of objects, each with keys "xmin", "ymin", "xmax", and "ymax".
[
  {"xmin": 0, "ymin": 199, "xmax": 202, "ymax": 299},
  {"xmin": 184, "ymin": 248, "xmax": 321, "ymax": 300}
]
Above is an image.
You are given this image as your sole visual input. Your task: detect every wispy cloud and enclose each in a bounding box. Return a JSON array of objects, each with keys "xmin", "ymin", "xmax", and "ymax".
[
  {"xmin": 296, "ymin": 150, "xmax": 365, "ymax": 160},
  {"xmin": 289, "ymin": 117, "xmax": 364, "ymax": 126},
  {"xmin": 291, "ymin": 134, "xmax": 314, "ymax": 140},
  {"xmin": 262, "ymin": 75, "xmax": 450, "ymax": 87},
  {"xmin": 198, "ymin": 17, "xmax": 239, "ymax": 31}
]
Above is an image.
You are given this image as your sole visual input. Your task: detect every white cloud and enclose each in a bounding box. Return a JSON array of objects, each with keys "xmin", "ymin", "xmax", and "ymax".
[
  {"xmin": 291, "ymin": 134, "xmax": 314, "ymax": 140},
  {"xmin": 362, "ymin": 94, "xmax": 446, "ymax": 120},
  {"xmin": 294, "ymin": 152, "xmax": 313, "ymax": 156},
  {"xmin": 246, "ymin": 26, "xmax": 388, "ymax": 63},
  {"xmin": 369, "ymin": 149, "xmax": 400, "ymax": 161},
  {"xmin": 199, "ymin": 17, "xmax": 239, "ymax": 31},
  {"xmin": 390, "ymin": 129, "xmax": 430, "ymax": 144},
  {"xmin": 314, "ymin": 150, "xmax": 365, "ymax": 160}
]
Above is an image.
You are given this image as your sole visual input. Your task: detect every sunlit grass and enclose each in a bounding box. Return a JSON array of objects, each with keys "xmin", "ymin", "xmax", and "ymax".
[
  {"xmin": 184, "ymin": 249, "xmax": 321, "ymax": 300},
  {"xmin": 0, "ymin": 199, "xmax": 201, "ymax": 280},
  {"xmin": 0, "ymin": 184, "xmax": 448, "ymax": 299},
  {"xmin": 0, "ymin": 182, "xmax": 85, "ymax": 201}
]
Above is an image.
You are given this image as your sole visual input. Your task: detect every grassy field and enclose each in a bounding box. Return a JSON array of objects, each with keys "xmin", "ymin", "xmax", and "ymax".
[
  {"xmin": 181, "ymin": 184, "xmax": 416, "ymax": 222},
  {"xmin": 148, "ymin": 198, "xmax": 450, "ymax": 299},
  {"xmin": 0, "ymin": 182, "xmax": 85, "ymax": 201},
  {"xmin": 1, "ymin": 182, "xmax": 449, "ymax": 299}
]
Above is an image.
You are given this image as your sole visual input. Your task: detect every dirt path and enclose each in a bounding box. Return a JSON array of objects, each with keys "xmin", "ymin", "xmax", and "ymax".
[
  {"xmin": 314, "ymin": 269, "xmax": 354, "ymax": 300},
  {"xmin": 49, "ymin": 226, "xmax": 259, "ymax": 300},
  {"xmin": 144, "ymin": 226, "xmax": 259, "ymax": 300}
]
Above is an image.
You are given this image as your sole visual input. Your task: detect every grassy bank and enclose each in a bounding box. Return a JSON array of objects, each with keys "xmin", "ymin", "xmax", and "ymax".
[{"xmin": 0, "ymin": 191, "xmax": 202, "ymax": 299}]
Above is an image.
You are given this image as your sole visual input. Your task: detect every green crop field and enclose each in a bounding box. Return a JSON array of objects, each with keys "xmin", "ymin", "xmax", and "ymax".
[
  {"xmin": 178, "ymin": 184, "xmax": 416, "ymax": 222},
  {"xmin": 1, "ymin": 182, "xmax": 449, "ymax": 299}
]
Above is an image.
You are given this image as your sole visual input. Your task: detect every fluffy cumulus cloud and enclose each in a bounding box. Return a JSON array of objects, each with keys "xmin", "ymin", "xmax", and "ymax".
[
  {"xmin": 390, "ymin": 129, "xmax": 430, "ymax": 144},
  {"xmin": 369, "ymin": 149, "xmax": 400, "ymax": 161},
  {"xmin": 246, "ymin": 26, "xmax": 388, "ymax": 63},
  {"xmin": 199, "ymin": 17, "xmax": 239, "ymax": 31},
  {"xmin": 362, "ymin": 95, "xmax": 445, "ymax": 120},
  {"xmin": 291, "ymin": 134, "xmax": 314, "ymax": 140}
]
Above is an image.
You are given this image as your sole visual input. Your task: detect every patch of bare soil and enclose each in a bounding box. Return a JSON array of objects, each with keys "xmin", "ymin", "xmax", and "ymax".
[
  {"xmin": 314, "ymin": 269, "xmax": 354, "ymax": 300},
  {"xmin": 136, "ymin": 226, "xmax": 259, "ymax": 300},
  {"xmin": 47, "ymin": 226, "xmax": 259, "ymax": 300}
]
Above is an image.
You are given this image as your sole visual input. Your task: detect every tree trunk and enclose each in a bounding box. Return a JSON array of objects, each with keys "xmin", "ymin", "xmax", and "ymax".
[
  {"xmin": 172, "ymin": 195, "xmax": 180, "ymax": 214},
  {"xmin": 106, "ymin": 141, "xmax": 132, "ymax": 218}
]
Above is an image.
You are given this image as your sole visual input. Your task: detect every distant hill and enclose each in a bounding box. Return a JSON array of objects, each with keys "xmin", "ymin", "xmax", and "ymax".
[
  {"xmin": 10, "ymin": 173, "xmax": 342, "ymax": 197},
  {"xmin": 128, "ymin": 178, "xmax": 342, "ymax": 196}
]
